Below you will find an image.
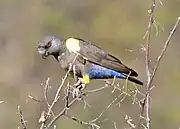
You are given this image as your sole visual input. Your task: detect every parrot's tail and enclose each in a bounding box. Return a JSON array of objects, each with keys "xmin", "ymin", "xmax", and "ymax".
[{"xmin": 127, "ymin": 76, "xmax": 143, "ymax": 85}]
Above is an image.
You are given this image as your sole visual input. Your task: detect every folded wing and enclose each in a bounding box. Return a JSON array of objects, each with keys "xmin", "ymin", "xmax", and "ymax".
[{"xmin": 74, "ymin": 38, "xmax": 138, "ymax": 77}]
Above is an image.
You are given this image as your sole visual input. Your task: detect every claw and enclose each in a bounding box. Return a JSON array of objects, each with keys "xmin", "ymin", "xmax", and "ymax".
[
  {"xmin": 74, "ymin": 79, "xmax": 86, "ymax": 91},
  {"xmin": 72, "ymin": 88, "xmax": 80, "ymax": 98},
  {"xmin": 72, "ymin": 78, "xmax": 87, "ymax": 98}
]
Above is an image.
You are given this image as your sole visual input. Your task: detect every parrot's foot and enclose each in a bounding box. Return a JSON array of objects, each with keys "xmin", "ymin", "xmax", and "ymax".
[
  {"xmin": 74, "ymin": 79, "xmax": 86, "ymax": 91},
  {"xmin": 72, "ymin": 80, "xmax": 86, "ymax": 99},
  {"xmin": 72, "ymin": 88, "xmax": 81, "ymax": 99}
]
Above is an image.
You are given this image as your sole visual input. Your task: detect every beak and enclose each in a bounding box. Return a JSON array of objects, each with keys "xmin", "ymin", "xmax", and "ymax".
[{"xmin": 38, "ymin": 47, "xmax": 49, "ymax": 59}]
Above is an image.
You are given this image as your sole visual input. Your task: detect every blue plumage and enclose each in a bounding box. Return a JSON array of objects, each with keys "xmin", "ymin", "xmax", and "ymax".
[{"xmin": 88, "ymin": 64, "xmax": 127, "ymax": 79}]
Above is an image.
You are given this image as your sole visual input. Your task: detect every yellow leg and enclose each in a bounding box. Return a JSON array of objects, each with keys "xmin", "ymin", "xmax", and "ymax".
[
  {"xmin": 72, "ymin": 75, "xmax": 90, "ymax": 98},
  {"xmin": 81, "ymin": 74, "xmax": 90, "ymax": 84}
]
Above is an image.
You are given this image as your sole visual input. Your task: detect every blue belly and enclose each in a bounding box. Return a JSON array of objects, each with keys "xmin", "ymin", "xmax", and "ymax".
[{"xmin": 88, "ymin": 64, "xmax": 126, "ymax": 79}]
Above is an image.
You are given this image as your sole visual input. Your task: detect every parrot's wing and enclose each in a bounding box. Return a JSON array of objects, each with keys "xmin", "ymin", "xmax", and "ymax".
[{"xmin": 65, "ymin": 37, "xmax": 138, "ymax": 77}]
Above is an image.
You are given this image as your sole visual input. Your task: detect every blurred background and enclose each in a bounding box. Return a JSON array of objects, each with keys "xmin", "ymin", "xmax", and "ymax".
[{"xmin": 0, "ymin": 0, "xmax": 179, "ymax": 128}]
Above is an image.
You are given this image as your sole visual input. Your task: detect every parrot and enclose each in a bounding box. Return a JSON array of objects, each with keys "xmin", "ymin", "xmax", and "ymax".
[{"xmin": 37, "ymin": 36, "xmax": 143, "ymax": 90}]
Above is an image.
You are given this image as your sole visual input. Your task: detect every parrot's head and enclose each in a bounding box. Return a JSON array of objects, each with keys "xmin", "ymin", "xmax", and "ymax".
[{"xmin": 37, "ymin": 36, "xmax": 64, "ymax": 61}]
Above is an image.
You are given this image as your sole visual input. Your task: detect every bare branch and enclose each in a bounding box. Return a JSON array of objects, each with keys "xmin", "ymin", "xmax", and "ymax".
[
  {"xmin": 46, "ymin": 97, "xmax": 79, "ymax": 128},
  {"xmin": 46, "ymin": 55, "xmax": 78, "ymax": 118},
  {"xmin": 150, "ymin": 17, "xmax": 180, "ymax": 86},
  {"xmin": 43, "ymin": 77, "xmax": 55, "ymax": 117},
  {"xmin": 138, "ymin": 1, "xmax": 180, "ymax": 126},
  {"xmin": 144, "ymin": 0, "xmax": 156, "ymax": 128},
  {"xmin": 82, "ymin": 81, "xmax": 112, "ymax": 96},
  {"xmin": 144, "ymin": 16, "xmax": 179, "ymax": 129},
  {"xmin": 113, "ymin": 122, "xmax": 118, "ymax": 129},
  {"xmin": 18, "ymin": 105, "xmax": 27, "ymax": 129},
  {"xmin": 125, "ymin": 114, "xmax": 136, "ymax": 128},
  {"xmin": 0, "ymin": 100, "xmax": 5, "ymax": 104},
  {"xmin": 66, "ymin": 115, "xmax": 100, "ymax": 129},
  {"xmin": 28, "ymin": 95, "xmax": 43, "ymax": 103},
  {"xmin": 44, "ymin": 77, "xmax": 50, "ymax": 107}
]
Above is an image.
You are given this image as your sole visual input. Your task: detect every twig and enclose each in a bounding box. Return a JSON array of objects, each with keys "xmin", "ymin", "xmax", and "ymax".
[
  {"xmin": 44, "ymin": 77, "xmax": 50, "ymax": 107},
  {"xmin": 43, "ymin": 77, "xmax": 55, "ymax": 117},
  {"xmin": 28, "ymin": 95, "xmax": 43, "ymax": 103},
  {"xmin": 82, "ymin": 82, "xmax": 112, "ymax": 96},
  {"xmin": 46, "ymin": 97, "xmax": 79, "ymax": 128},
  {"xmin": 113, "ymin": 122, "xmax": 118, "ymax": 129},
  {"xmin": 66, "ymin": 115, "xmax": 100, "ymax": 129},
  {"xmin": 125, "ymin": 114, "xmax": 136, "ymax": 128},
  {"xmin": 46, "ymin": 55, "xmax": 78, "ymax": 118},
  {"xmin": 90, "ymin": 91, "xmax": 125, "ymax": 123},
  {"xmin": 150, "ymin": 17, "xmax": 180, "ymax": 87},
  {"xmin": 0, "ymin": 100, "xmax": 5, "ymax": 104},
  {"xmin": 18, "ymin": 105, "xmax": 27, "ymax": 129},
  {"xmin": 64, "ymin": 84, "xmax": 71, "ymax": 109}
]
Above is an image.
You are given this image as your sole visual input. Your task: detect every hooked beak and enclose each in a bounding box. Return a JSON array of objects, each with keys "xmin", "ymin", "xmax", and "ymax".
[{"xmin": 37, "ymin": 46, "xmax": 49, "ymax": 60}]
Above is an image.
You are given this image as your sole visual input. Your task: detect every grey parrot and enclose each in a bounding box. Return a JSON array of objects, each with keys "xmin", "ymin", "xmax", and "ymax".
[{"xmin": 37, "ymin": 36, "xmax": 143, "ymax": 88}]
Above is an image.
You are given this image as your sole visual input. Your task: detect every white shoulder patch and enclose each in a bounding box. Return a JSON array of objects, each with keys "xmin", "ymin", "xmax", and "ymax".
[{"xmin": 65, "ymin": 38, "xmax": 80, "ymax": 53}]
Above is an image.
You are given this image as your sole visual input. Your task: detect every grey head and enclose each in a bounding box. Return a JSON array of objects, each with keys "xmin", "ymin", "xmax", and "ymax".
[{"xmin": 37, "ymin": 36, "xmax": 65, "ymax": 61}]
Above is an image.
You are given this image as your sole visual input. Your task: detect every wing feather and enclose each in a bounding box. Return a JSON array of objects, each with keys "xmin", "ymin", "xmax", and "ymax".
[{"xmin": 73, "ymin": 38, "xmax": 138, "ymax": 76}]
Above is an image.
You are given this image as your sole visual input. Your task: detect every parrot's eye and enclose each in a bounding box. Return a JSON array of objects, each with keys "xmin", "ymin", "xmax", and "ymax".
[
  {"xmin": 47, "ymin": 41, "xmax": 52, "ymax": 47},
  {"xmin": 44, "ymin": 41, "xmax": 52, "ymax": 49}
]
